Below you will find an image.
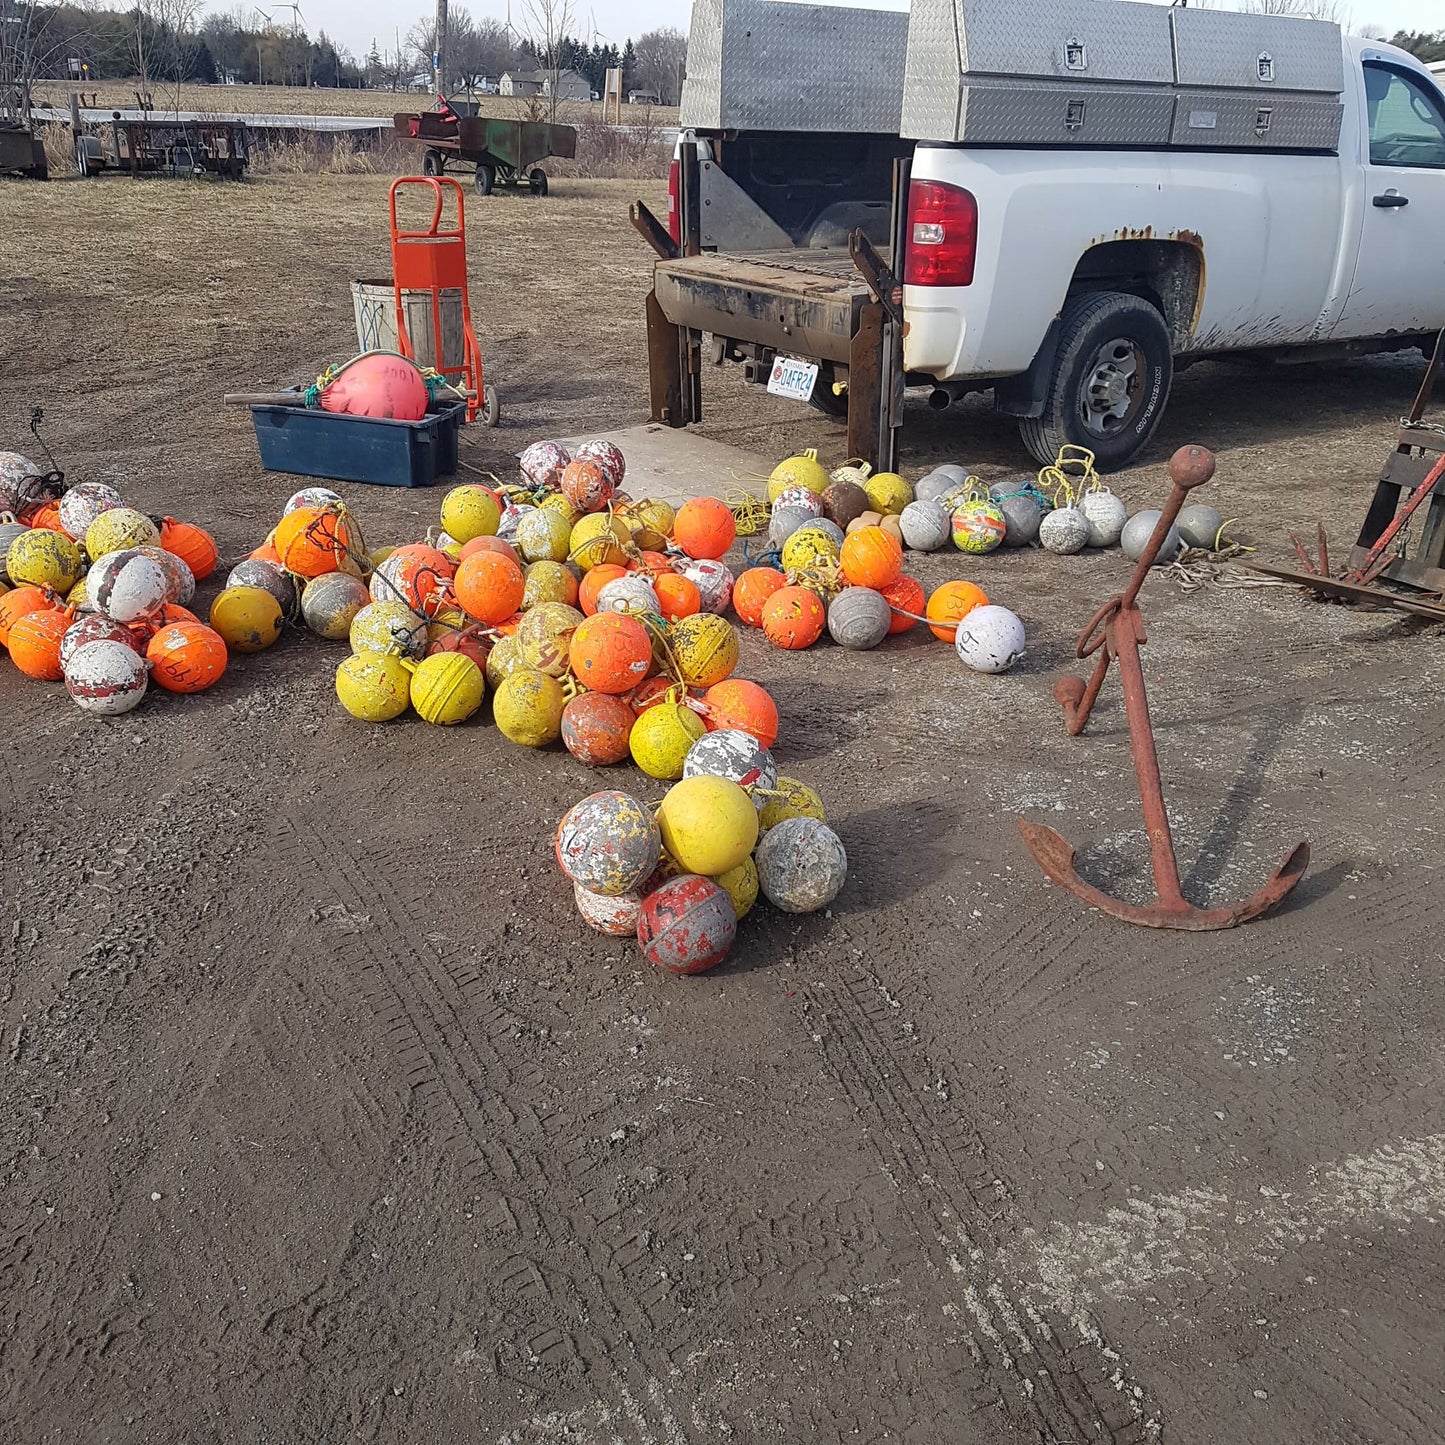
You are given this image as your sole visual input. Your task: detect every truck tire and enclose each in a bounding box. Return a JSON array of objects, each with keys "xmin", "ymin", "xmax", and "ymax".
[
  {"xmin": 475, "ymin": 163, "xmax": 495, "ymax": 195},
  {"xmin": 1019, "ymin": 291, "xmax": 1172, "ymax": 473},
  {"xmin": 422, "ymin": 148, "xmax": 444, "ymax": 177}
]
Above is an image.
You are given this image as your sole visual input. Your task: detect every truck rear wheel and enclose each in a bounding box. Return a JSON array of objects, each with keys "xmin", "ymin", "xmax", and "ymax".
[{"xmin": 1019, "ymin": 291, "xmax": 1172, "ymax": 472}]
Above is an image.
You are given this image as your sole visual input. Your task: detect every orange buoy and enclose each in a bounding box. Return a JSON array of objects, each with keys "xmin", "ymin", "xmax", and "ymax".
[
  {"xmin": 731, "ymin": 566, "xmax": 786, "ymax": 627},
  {"xmin": 760, "ymin": 585, "xmax": 826, "ymax": 650},
  {"xmin": 160, "ymin": 518, "xmax": 219, "ymax": 580},
  {"xmin": 372, "ymin": 542, "xmax": 455, "ymax": 613},
  {"xmin": 158, "ymin": 602, "xmax": 201, "ymax": 626},
  {"xmin": 879, "ymin": 574, "xmax": 926, "ymax": 634},
  {"xmin": 454, "ymin": 550, "xmax": 525, "ymax": 626},
  {"xmin": 569, "ymin": 612, "xmax": 653, "ymax": 694},
  {"xmin": 20, "ymin": 499, "xmax": 65, "ymax": 532},
  {"xmin": 459, "ymin": 534, "xmax": 520, "ymax": 565},
  {"xmin": 578, "ymin": 562, "xmax": 628, "ymax": 616},
  {"xmin": 653, "ymin": 572, "xmax": 700, "ymax": 622},
  {"xmin": 0, "ymin": 584, "xmax": 57, "ymax": 645},
  {"xmin": 560, "ymin": 457, "xmax": 616, "ymax": 514},
  {"xmin": 840, "ymin": 525, "xmax": 904, "ymax": 590},
  {"xmin": 627, "ymin": 549, "xmax": 675, "ymax": 577},
  {"xmin": 8, "ymin": 606, "xmax": 71, "ymax": 680},
  {"xmin": 274, "ymin": 504, "xmax": 361, "ymax": 578},
  {"xmin": 146, "ymin": 621, "xmax": 228, "ymax": 693},
  {"xmin": 703, "ymin": 678, "xmax": 779, "ymax": 749},
  {"xmin": 925, "ymin": 579, "xmax": 988, "ymax": 642},
  {"xmin": 561, "ymin": 691, "xmax": 636, "ymax": 765},
  {"xmin": 628, "ymin": 675, "xmax": 686, "ymax": 714},
  {"xmin": 672, "ymin": 497, "xmax": 736, "ymax": 561}
]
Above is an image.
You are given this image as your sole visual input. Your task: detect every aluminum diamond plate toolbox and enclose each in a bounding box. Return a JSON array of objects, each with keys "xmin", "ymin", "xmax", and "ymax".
[
  {"xmin": 954, "ymin": 80, "xmax": 1176, "ymax": 148},
  {"xmin": 680, "ymin": 0, "xmax": 909, "ymax": 134},
  {"xmin": 1171, "ymin": 90, "xmax": 1343, "ymax": 151},
  {"xmin": 1170, "ymin": 10, "xmax": 1343, "ymax": 94}
]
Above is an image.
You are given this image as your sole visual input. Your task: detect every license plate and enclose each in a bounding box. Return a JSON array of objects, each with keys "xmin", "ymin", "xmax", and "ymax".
[{"xmin": 766, "ymin": 356, "xmax": 819, "ymax": 403}]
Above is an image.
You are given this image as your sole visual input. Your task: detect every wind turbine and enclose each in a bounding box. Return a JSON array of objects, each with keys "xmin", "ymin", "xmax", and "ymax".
[{"xmin": 278, "ymin": 1, "xmax": 305, "ymax": 35}]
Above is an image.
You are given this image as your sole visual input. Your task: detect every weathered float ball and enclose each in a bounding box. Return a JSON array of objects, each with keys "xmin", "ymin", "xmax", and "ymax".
[
  {"xmin": 630, "ymin": 699, "xmax": 705, "ymax": 779},
  {"xmin": 569, "ymin": 512, "xmax": 631, "ymax": 571},
  {"xmin": 674, "ymin": 557, "xmax": 734, "ymax": 615},
  {"xmin": 578, "ymin": 562, "xmax": 627, "ymax": 615},
  {"xmin": 673, "ymin": 496, "xmax": 737, "ymax": 560},
  {"xmin": 8, "ymin": 607, "xmax": 71, "ymax": 680},
  {"xmin": 863, "ymin": 472, "xmax": 912, "ymax": 516},
  {"xmin": 1121, "ymin": 509, "xmax": 1182, "ymax": 565},
  {"xmin": 0, "ymin": 452, "xmax": 40, "ymax": 511},
  {"xmin": 537, "ymin": 492, "xmax": 578, "ymax": 528},
  {"xmin": 732, "ymin": 566, "xmax": 786, "ymax": 627},
  {"xmin": 514, "ymin": 507, "xmax": 573, "ymax": 564},
  {"xmin": 484, "ymin": 633, "xmax": 523, "ymax": 690},
  {"xmin": 227, "ymin": 558, "xmax": 300, "ymax": 619},
  {"xmin": 827, "ymin": 585, "xmax": 892, "ymax": 651},
  {"xmin": 0, "ymin": 584, "xmax": 57, "ymax": 643},
  {"xmin": 493, "ymin": 668, "xmax": 565, "ymax": 747},
  {"xmin": 628, "ymin": 675, "xmax": 681, "ymax": 714},
  {"xmin": 136, "ymin": 545, "xmax": 195, "ymax": 605},
  {"xmin": 92, "ymin": 551, "xmax": 167, "ymax": 623},
  {"xmin": 569, "ymin": 611, "xmax": 652, "ymax": 693},
  {"xmin": 596, "ymin": 574, "xmax": 660, "ymax": 618},
  {"xmin": 454, "ymin": 550, "xmax": 526, "ymax": 625},
  {"xmin": 350, "ymin": 599, "xmax": 427, "ymax": 659},
  {"xmin": 59, "ymin": 614, "xmax": 137, "ymax": 671},
  {"xmin": 335, "ymin": 650, "xmax": 411, "ymax": 721},
  {"xmin": 781, "ymin": 524, "xmax": 841, "ymax": 576},
  {"xmin": 561, "ymin": 690, "xmax": 636, "ymax": 765},
  {"xmin": 516, "ymin": 600, "xmax": 584, "ymax": 677},
  {"xmin": 683, "ymin": 728, "xmax": 777, "ymax": 797},
  {"xmin": 561, "ymin": 457, "xmax": 616, "ymax": 515},
  {"xmin": 0, "ymin": 522, "xmax": 29, "ymax": 583},
  {"xmin": 638, "ymin": 875, "xmax": 737, "ymax": 975},
  {"xmin": 773, "ymin": 485, "xmax": 824, "ymax": 519},
  {"xmin": 519, "ymin": 439, "xmax": 571, "ymax": 489},
  {"xmin": 459, "ymin": 535, "xmax": 520, "ymax": 567},
  {"xmin": 714, "ymin": 856, "xmax": 760, "ymax": 920},
  {"xmin": 671, "ymin": 612, "xmax": 739, "ymax": 688},
  {"xmin": 302, "ymin": 571, "xmax": 371, "ymax": 640},
  {"xmin": 658, "ymin": 775, "xmax": 759, "ymax": 877},
  {"xmin": 622, "ymin": 497, "xmax": 674, "ymax": 550},
  {"xmin": 1039, "ymin": 506, "xmax": 1091, "ymax": 555},
  {"xmin": 925, "ymin": 579, "xmax": 988, "ymax": 641},
  {"xmin": 768, "ymin": 504, "xmax": 813, "ymax": 552},
  {"xmin": 556, "ymin": 790, "xmax": 661, "ymax": 895},
  {"xmin": 755, "ymin": 816, "xmax": 848, "ymax": 913},
  {"xmin": 758, "ymin": 776, "xmax": 826, "ymax": 832},
  {"xmin": 410, "ymin": 651, "xmax": 485, "ymax": 724},
  {"xmin": 522, "ymin": 559, "xmax": 580, "ymax": 610},
  {"xmin": 8, "ymin": 529, "xmax": 83, "ymax": 592},
  {"xmin": 65, "ymin": 639, "xmax": 149, "ymax": 714},
  {"xmin": 57, "ymin": 482, "xmax": 122, "ymax": 540},
  {"xmin": 997, "ymin": 492, "xmax": 1043, "ymax": 548},
  {"xmin": 840, "ymin": 525, "xmax": 903, "ymax": 589},
  {"xmin": 653, "ymin": 572, "xmax": 701, "ymax": 622},
  {"xmin": 439, "ymin": 484, "xmax": 501, "ymax": 543},
  {"xmin": 573, "ymin": 438, "xmax": 626, "ymax": 488},
  {"xmin": 955, "ymin": 604, "xmax": 1026, "ymax": 674},
  {"xmin": 1080, "ymin": 490, "xmax": 1128, "ymax": 548},
  {"xmin": 767, "ymin": 452, "xmax": 829, "ymax": 503},
  {"xmin": 496, "ymin": 500, "xmax": 533, "ymax": 544},
  {"xmin": 821, "ymin": 480, "xmax": 871, "ymax": 530},
  {"xmin": 146, "ymin": 622, "xmax": 228, "ymax": 694},
  {"xmin": 211, "ymin": 585, "xmax": 284, "ymax": 652},
  {"xmin": 879, "ymin": 574, "xmax": 926, "ymax": 634},
  {"xmin": 913, "ymin": 470, "xmax": 956, "ymax": 503},
  {"xmin": 899, "ymin": 499, "xmax": 951, "ymax": 552},
  {"xmin": 285, "ymin": 485, "xmax": 343, "ymax": 515},
  {"xmin": 951, "ymin": 498, "xmax": 1007, "ymax": 554},
  {"xmin": 1177, "ymin": 503, "xmax": 1224, "ymax": 552},
  {"xmin": 702, "ymin": 678, "xmax": 779, "ymax": 749},
  {"xmin": 761, "ymin": 585, "xmax": 826, "ymax": 650},
  {"xmin": 86, "ymin": 507, "xmax": 159, "ymax": 560},
  {"xmin": 574, "ymin": 882, "xmax": 643, "ymax": 937},
  {"xmin": 274, "ymin": 504, "xmax": 363, "ymax": 578}
]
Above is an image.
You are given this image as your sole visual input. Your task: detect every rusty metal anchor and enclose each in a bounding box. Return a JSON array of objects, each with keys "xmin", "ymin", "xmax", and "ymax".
[{"xmin": 1018, "ymin": 445, "xmax": 1310, "ymax": 930}]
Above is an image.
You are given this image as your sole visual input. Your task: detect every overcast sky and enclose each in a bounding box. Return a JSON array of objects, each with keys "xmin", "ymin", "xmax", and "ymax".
[{"xmin": 275, "ymin": 0, "xmax": 1443, "ymax": 66}]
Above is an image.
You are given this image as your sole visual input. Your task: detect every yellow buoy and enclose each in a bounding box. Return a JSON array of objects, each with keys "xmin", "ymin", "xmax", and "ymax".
[
  {"xmin": 484, "ymin": 633, "xmax": 523, "ymax": 690},
  {"xmin": 758, "ymin": 775, "xmax": 827, "ymax": 832},
  {"xmin": 767, "ymin": 449, "xmax": 830, "ymax": 503},
  {"xmin": 618, "ymin": 498, "xmax": 675, "ymax": 550},
  {"xmin": 781, "ymin": 524, "xmax": 841, "ymax": 576},
  {"xmin": 537, "ymin": 491, "xmax": 579, "ymax": 526},
  {"xmin": 522, "ymin": 560, "xmax": 580, "ymax": 610},
  {"xmin": 336, "ymin": 650, "xmax": 411, "ymax": 721},
  {"xmin": 410, "ymin": 651, "xmax": 485, "ymax": 724},
  {"xmin": 669, "ymin": 612, "xmax": 739, "ymax": 688},
  {"xmin": 629, "ymin": 701, "xmax": 705, "ymax": 780},
  {"xmin": 658, "ymin": 775, "xmax": 759, "ymax": 877},
  {"xmin": 8, "ymin": 529, "xmax": 83, "ymax": 592},
  {"xmin": 864, "ymin": 472, "xmax": 913, "ymax": 516},
  {"xmin": 515, "ymin": 507, "xmax": 574, "ymax": 564},
  {"xmin": 209, "ymin": 585, "xmax": 283, "ymax": 653},
  {"xmin": 493, "ymin": 668, "xmax": 565, "ymax": 747},
  {"xmin": 440, "ymin": 485, "xmax": 501, "ymax": 543},
  {"xmin": 570, "ymin": 513, "xmax": 631, "ymax": 571},
  {"xmin": 516, "ymin": 601, "xmax": 583, "ymax": 677},
  {"xmin": 715, "ymin": 855, "xmax": 760, "ymax": 920}
]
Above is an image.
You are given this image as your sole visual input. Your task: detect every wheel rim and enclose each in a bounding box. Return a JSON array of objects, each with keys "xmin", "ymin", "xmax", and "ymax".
[{"xmin": 1079, "ymin": 337, "xmax": 1145, "ymax": 438}]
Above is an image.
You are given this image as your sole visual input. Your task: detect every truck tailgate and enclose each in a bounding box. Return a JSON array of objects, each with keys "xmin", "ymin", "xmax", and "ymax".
[{"xmin": 653, "ymin": 249, "xmax": 881, "ymax": 364}]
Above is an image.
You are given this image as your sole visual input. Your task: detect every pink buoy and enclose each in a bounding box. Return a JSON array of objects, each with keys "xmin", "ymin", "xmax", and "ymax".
[{"xmin": 320, "ymin": 353, "xmax": 429, "ymax": 422}]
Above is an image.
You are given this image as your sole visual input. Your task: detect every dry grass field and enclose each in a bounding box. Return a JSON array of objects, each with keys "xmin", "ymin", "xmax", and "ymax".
[{"xmin": 1, "ymin": 166, "xmax": 1443, "ymax": 1445}]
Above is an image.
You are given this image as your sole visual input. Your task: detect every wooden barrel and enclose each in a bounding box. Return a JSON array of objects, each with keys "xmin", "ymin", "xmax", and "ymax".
[{"xmin": 351, "ymin": 279, "xmax": 466, "ymax": 376}]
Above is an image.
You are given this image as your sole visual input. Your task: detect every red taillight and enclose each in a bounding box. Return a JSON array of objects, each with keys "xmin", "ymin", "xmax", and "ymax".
[
  {"xmin": 667, "ymin": 159, "xmax": 681, "ymax": 244},
  {"xmin": 903, "ymin": 180, "xmax": 977, "ymax": 288}
]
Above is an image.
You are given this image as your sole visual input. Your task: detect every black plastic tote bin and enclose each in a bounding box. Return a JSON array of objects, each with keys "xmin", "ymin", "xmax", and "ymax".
[{"xmin": 249, "ymin": 398, "xmax": 467, "ymax": 487}]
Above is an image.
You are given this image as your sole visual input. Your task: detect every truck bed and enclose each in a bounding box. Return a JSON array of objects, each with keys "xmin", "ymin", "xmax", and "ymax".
[{"xmin": 653, "ymin": 248, "xmax": 882, "ymax": 364}]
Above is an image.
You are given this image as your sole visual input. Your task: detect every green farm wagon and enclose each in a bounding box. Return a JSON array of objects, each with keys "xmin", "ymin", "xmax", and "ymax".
[{"xmin": 394, "ymin": 112, "xmax": 578, "ymax": 196}]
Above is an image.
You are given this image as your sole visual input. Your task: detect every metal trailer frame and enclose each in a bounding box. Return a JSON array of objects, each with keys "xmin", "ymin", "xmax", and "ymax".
[{"xmin": 394, "ymin": 113, "xmax": 577, "ymax": 196}]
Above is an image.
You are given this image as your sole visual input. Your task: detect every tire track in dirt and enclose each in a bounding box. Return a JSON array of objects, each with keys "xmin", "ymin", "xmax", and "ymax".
[{"xmin": 795, "ymin": 965, "xmax": 1160, "ymax": 1444}]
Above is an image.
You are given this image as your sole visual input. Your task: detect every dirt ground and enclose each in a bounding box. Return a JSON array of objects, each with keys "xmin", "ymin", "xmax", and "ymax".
[{"xmin": 1, "ymin": 170, "xmax": 1442, "ymax": 1445}]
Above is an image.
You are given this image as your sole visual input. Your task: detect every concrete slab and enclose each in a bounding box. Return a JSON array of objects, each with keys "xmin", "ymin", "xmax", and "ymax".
[{"xmin": 554, "ymin": 423, "xmax": 768, "ymax": 501}]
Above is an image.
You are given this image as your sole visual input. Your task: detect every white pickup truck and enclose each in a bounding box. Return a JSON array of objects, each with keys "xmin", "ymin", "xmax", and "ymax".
[{"xmin": 637, "ymin": 2, "xmax": 1445, "ymax": 471}]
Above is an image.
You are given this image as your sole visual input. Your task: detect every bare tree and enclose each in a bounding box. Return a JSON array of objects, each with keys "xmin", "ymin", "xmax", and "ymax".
[
  {"xmin": 523, "ymin": 0, "xmax": 573, "ymax": 123},
  {"xmin": 1198, "ymin": 0, "xmax": 1352, "ymax": 20},
  {"xmin": 631, "ymin": 26, "xmax": 686, "ymax": 106}
]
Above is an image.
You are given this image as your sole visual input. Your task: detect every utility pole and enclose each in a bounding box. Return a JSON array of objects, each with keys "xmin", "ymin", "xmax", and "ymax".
[{"xmin": 434, "ymin": 0, "xmax": 447, "ymax": 98}]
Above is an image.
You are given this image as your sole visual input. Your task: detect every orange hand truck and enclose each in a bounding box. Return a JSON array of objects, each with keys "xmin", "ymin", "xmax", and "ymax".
[{"xmin": 387, "ymin": 176, "xmax": 499, "ymax": 426}]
